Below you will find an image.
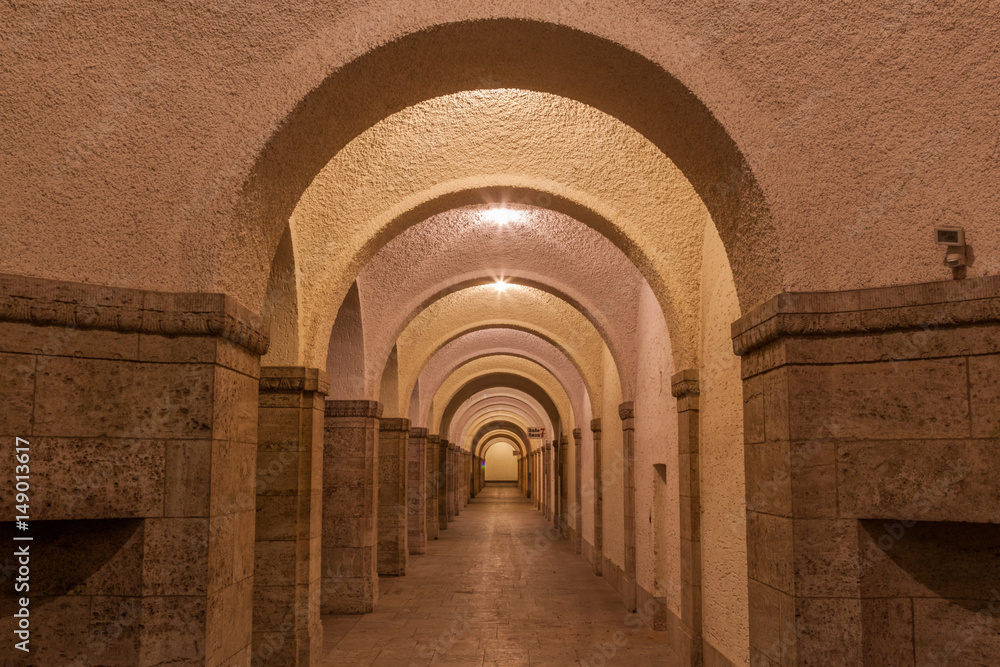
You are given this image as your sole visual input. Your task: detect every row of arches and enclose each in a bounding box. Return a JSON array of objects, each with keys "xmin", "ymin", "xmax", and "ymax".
[{"xmin": 4, "ymin": 8, "xmax": 996, "ymax": 667}]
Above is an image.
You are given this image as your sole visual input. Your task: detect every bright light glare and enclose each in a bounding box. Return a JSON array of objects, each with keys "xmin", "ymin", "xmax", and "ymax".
[
  {"xmin": 494, "ymin": 280, "xmax": 510, "ymax": 292},
  {"xmin": 480, "ymin": 208, "xmax": 522, "ymax": 225}
]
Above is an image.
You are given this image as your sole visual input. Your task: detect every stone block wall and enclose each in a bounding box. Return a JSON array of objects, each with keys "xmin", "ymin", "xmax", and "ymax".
[
  {"xmin": 321, "ymin": 400, "xmax": 381, "ymax": 614},
  {"xmin": 734, "ymin": 276, "xmax": 1000, "ymax": 665},
  {"xmin": 0, "ymin": 275, "xmax": 264, "ymax": 665}
]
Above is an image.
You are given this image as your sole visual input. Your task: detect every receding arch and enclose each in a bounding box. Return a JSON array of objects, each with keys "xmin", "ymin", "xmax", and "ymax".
[
  {"xmin": 411, "ymin": 329, "xmax": 594, "ymax": 432},
  {"xmin": 395, "ymin": 284, "xmax": 606, "ymax": 410},
  {"xmin": 357, "ymin": 205, "xmax": 644, "ymax": 396},
  {"xmin": 449, "ymin": 393, "xmax": 553, "ymax": 451},
  {"xmin": 470, "ymin": 420, "xmax": 530, "ymax": 457},
  {"xmin": 436, "ymin": 371, "xmax": 565, "ymax": 443},
  {"xmin": 229, "ymin": 18, "xmax": 778, "ymax": 325}
]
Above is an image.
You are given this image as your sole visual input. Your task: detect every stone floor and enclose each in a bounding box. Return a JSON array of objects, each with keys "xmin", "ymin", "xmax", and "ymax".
[{"xmin": 320, "ymin": 484, "xmax": 680, "ymax": 666}]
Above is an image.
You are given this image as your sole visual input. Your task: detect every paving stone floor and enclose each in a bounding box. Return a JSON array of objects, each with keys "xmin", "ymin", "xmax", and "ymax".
[{"xmin": 320, "ymin": 484, "xmax": 680, "ymax": 666}]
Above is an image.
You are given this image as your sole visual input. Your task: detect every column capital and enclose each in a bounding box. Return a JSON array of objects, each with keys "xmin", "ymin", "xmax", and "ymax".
[
  {"xmin": 409, "ymin": 427, "xmax": 428, "ymax": 439},
  {"xmin": 670, "ymin": 369, "xmax": 700, "ymax": 412},
  {"xmin": 324, "ymin": 400, "xmax": 383, "ymax": 419},
  {"xmin": 590, "ymin": 418, "xmax": 602, "ymax": 433},
  {"xmin": 572, "ymin": 428, "xmax": 582, "ymax": 440},
  {"xmin": 379, "ymin": 417, "xmax": 411, "ymax": 432},
  {"xmin": 618, "ymin": 401, "xmax": 635, "ymax": 426},
  {"xmin": 670, "ymin": 368, "xmax": 700, "ymax": 397},
  {"xmin": 259, "ymin": 366, "xmax": 330, "ymax": 395},
  {"xmin": 426, "ymin": 434, "xmax": 440, "ymax": 444}
]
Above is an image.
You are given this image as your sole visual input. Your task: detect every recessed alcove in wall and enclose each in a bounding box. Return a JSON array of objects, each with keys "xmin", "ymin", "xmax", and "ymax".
[
  {"xmin": 858, "ymin": 519, "xmax": 1000, "ymax": 663},
  {"xmin": 0, "ymin": 518, "xmax": 144, "ymax": 662}
]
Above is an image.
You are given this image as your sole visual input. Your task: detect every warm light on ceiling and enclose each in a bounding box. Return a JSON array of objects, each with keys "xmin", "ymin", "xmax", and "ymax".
[
  {"xmin": 494, "ymin": 280, "xmax": 510, "ymax": 292},
  {"xmin": 480, "ymin": 207, "xmax": 522, "ymax": 225}
]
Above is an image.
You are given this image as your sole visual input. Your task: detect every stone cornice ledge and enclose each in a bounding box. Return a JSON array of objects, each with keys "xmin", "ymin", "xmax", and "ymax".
[
  {"xmin": 0, "ymin": 273, "xmax": 269, "ymax": 355},
  {"xmin": 259, "ymin": 367, "xmax": 330, "ymax": 395},
  {"xmin": 324, "ymin": 400, "xmax": 383, "ymax": 419},
  {"xmin": 732, "ymin": 275, "xmax": 1000, "ymax": 356}
]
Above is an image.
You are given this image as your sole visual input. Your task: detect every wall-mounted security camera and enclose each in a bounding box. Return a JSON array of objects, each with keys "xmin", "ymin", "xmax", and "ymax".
[{"xmin": 935, "ymin": 226, "xmax": 967, "ymax": 268}]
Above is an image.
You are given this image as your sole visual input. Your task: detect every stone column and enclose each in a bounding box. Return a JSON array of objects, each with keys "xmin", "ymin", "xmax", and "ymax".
[
  {"xmin": 439, "ymin": 439, "xmax": 452, "ymax": 527},
  {"xmin": 573, "ymin": 428, "xmax": 583, "ymax": 554},
  {"xmin": 254, "ymin": 367, "xmax": 327, "ymax": 666},
  {"xmin": 620, "ymin": 402, "xmax": 637, "ymax": 612},
  {"xmin": 559, "ymin": 433, "xmax": 570, "ymax": 538},
  {"xmin": 734, "ymin": 277, "xmax": 1000, "ymax": 666},
  {"xmin": 467, "ymin": 453, "xmax": 473, "ymax": 501},
  {"xmin": 670, "ymin": 371, "xmax": 702, "ymax": 665},
  {"xmin": 377, "ymin": 418, "xmax": 408, "ymax": 575},
  {"xmin": 408, "ymin": 427, "xmax": 428, "ymax": 553},
  {"xmin": 0, "ymin": 277, "xmax": 264, "ymax": 666},
  {"xmin": 544, "ymin": 445, "xmax": 551, "ymax": 516},
  {"xmin": 451, "ymin": 445, "xmax": 460, "ymax": 517},
  {"xmin": 321, "ymin": 400, "xmax": 381, "ymax": 614},
  {"xmin": 424, "ymin": 433, "xmax": 439, "ymax": 541},
  {"xmin": 592, "ymin": 418, "xmax": 604, "ymax": 576},
  {"xmin": 524, "ymin": 454, "xmax": 531, "ymax": 498}
]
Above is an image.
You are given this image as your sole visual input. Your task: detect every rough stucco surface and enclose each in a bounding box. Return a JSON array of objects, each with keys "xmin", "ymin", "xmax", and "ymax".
[
  {"xmin": 633, "ymin": 282, "xmax": 680, "ymax": 613},
  {"xmin": 699, "ymin": 222, "xmax": 748, "ymax": 665},
  {"xmin": 358, "ymin": 204, "xmax": 643, "ymax": 398},
  {"xmin": 260, "ymin": 228, "xmax": 300, "ymax": 365},
  {"xmin": 325, "ymin": 281, "xmax": 367, "ymax": 398},
  {"xmin": 3, "ymin": 3, "xmax": 996, "ymax": 321},
  {"xmin": 411, "ymin": 328, "xmax": 591, "ymax": 426},
  {"xmin": 601, "ymin": 344, "xmax": 625, "ymax": 573},
  {"xmin": 378, "ymin": 345, "xmax": 399, "ymax": 415},
  {"xmin": 428, "ymin": 355, "xmax": 575, "ymax": 436},
  {"xmin": 294, "ymin": 90, "xmax": 707, "ymax": 370},
  {"xmin": 395, "ymin": 285, "xmax": 604, "ymax": 412}
]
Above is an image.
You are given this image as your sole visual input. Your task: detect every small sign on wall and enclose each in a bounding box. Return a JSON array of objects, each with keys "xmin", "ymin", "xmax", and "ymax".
[{"xmin": 527, "ymin": 427, "xmax": 545, "ymax": 439}]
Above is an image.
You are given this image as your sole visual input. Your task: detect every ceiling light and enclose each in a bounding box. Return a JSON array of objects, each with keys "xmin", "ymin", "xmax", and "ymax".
[
  {"xmin": 494, "ymin": 280, "xmax": 509, "ymax": 292},
  {"xmin": 480, "ymin": 207, "xmax": 522, "ymax": 225}
]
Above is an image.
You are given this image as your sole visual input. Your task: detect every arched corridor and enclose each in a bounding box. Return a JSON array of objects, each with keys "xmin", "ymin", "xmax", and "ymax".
[
  {"xmin": 1, "ymin": 5, "xmax": 999, "ymax": 667},
  {"xmin": 320, "ymin": 485, "xmax": 677, "ymax": 667}
]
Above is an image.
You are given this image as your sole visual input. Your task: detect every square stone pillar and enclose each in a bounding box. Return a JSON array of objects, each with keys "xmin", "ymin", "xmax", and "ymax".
[
  {"xmin": 525, "ymin": 453, "xmax": 532, "ymax": 499},
  {"xmin": 377, "ymin": 417, "xmax": 408, "ymax": 575},
  {"xmin": 254, "ymin": 367, "xmax": 328, "ymax": 666},
  {"xmin": 619, "ymin": 402, "xmax": 637, "ymax": 612},
  {"xmin": 439, "ymin": 439, "xmax": 452, "ymax": 528},
  {"xmin": 450, "ymin": 445, "xmax": 460, "ymax": 517},
  {"xmin": 0, "ymin": 277, "xmax": 264, "ymax": 666},
  {"xmin": 734, "ymin": 277, "xmax": 1000, "ymax": 666},
  {"xmin": 427, "ymin": 435, "xmax": 444, "ymax": 535},
  {"xmin": 573, "ymin": 428, "xmax": 583, "ymax": 554},
  {"xmin": 408, "ymin": 427, "xmax": 428, "ymax": 553},
  {"xmin": 592, "ymin": 418, "xmax": 604, "ymax": 576},
  {"xmin": 670, "ymin": 370, "xmax": 702, "ymax": 666},
  {"xmin": 559, "ymin": 433, "xmax": 570, "ymax": 538},
  {"xmin": 321, "ymin": 400, "xmax": 381, "ymax": 614}
]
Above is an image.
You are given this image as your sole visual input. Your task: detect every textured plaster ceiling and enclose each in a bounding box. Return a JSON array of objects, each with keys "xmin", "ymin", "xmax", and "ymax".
[
  {"xmin": 409, "ymin": 328, "xmax": 591, "ymax": 424},
  {"xmin": 357, "ymin": 204, "xmax": 643, "ymax": 398},
  {"xmin": 290, "ymin": 89, "xmax": 709, "ymax": 370},
  {"xmin": 396, "ymin": 284, "xmax": 606, "ymax": 413},
  {"xmin": 429, "ymin": 356, "xmax": 573, "ymax": 437}
]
